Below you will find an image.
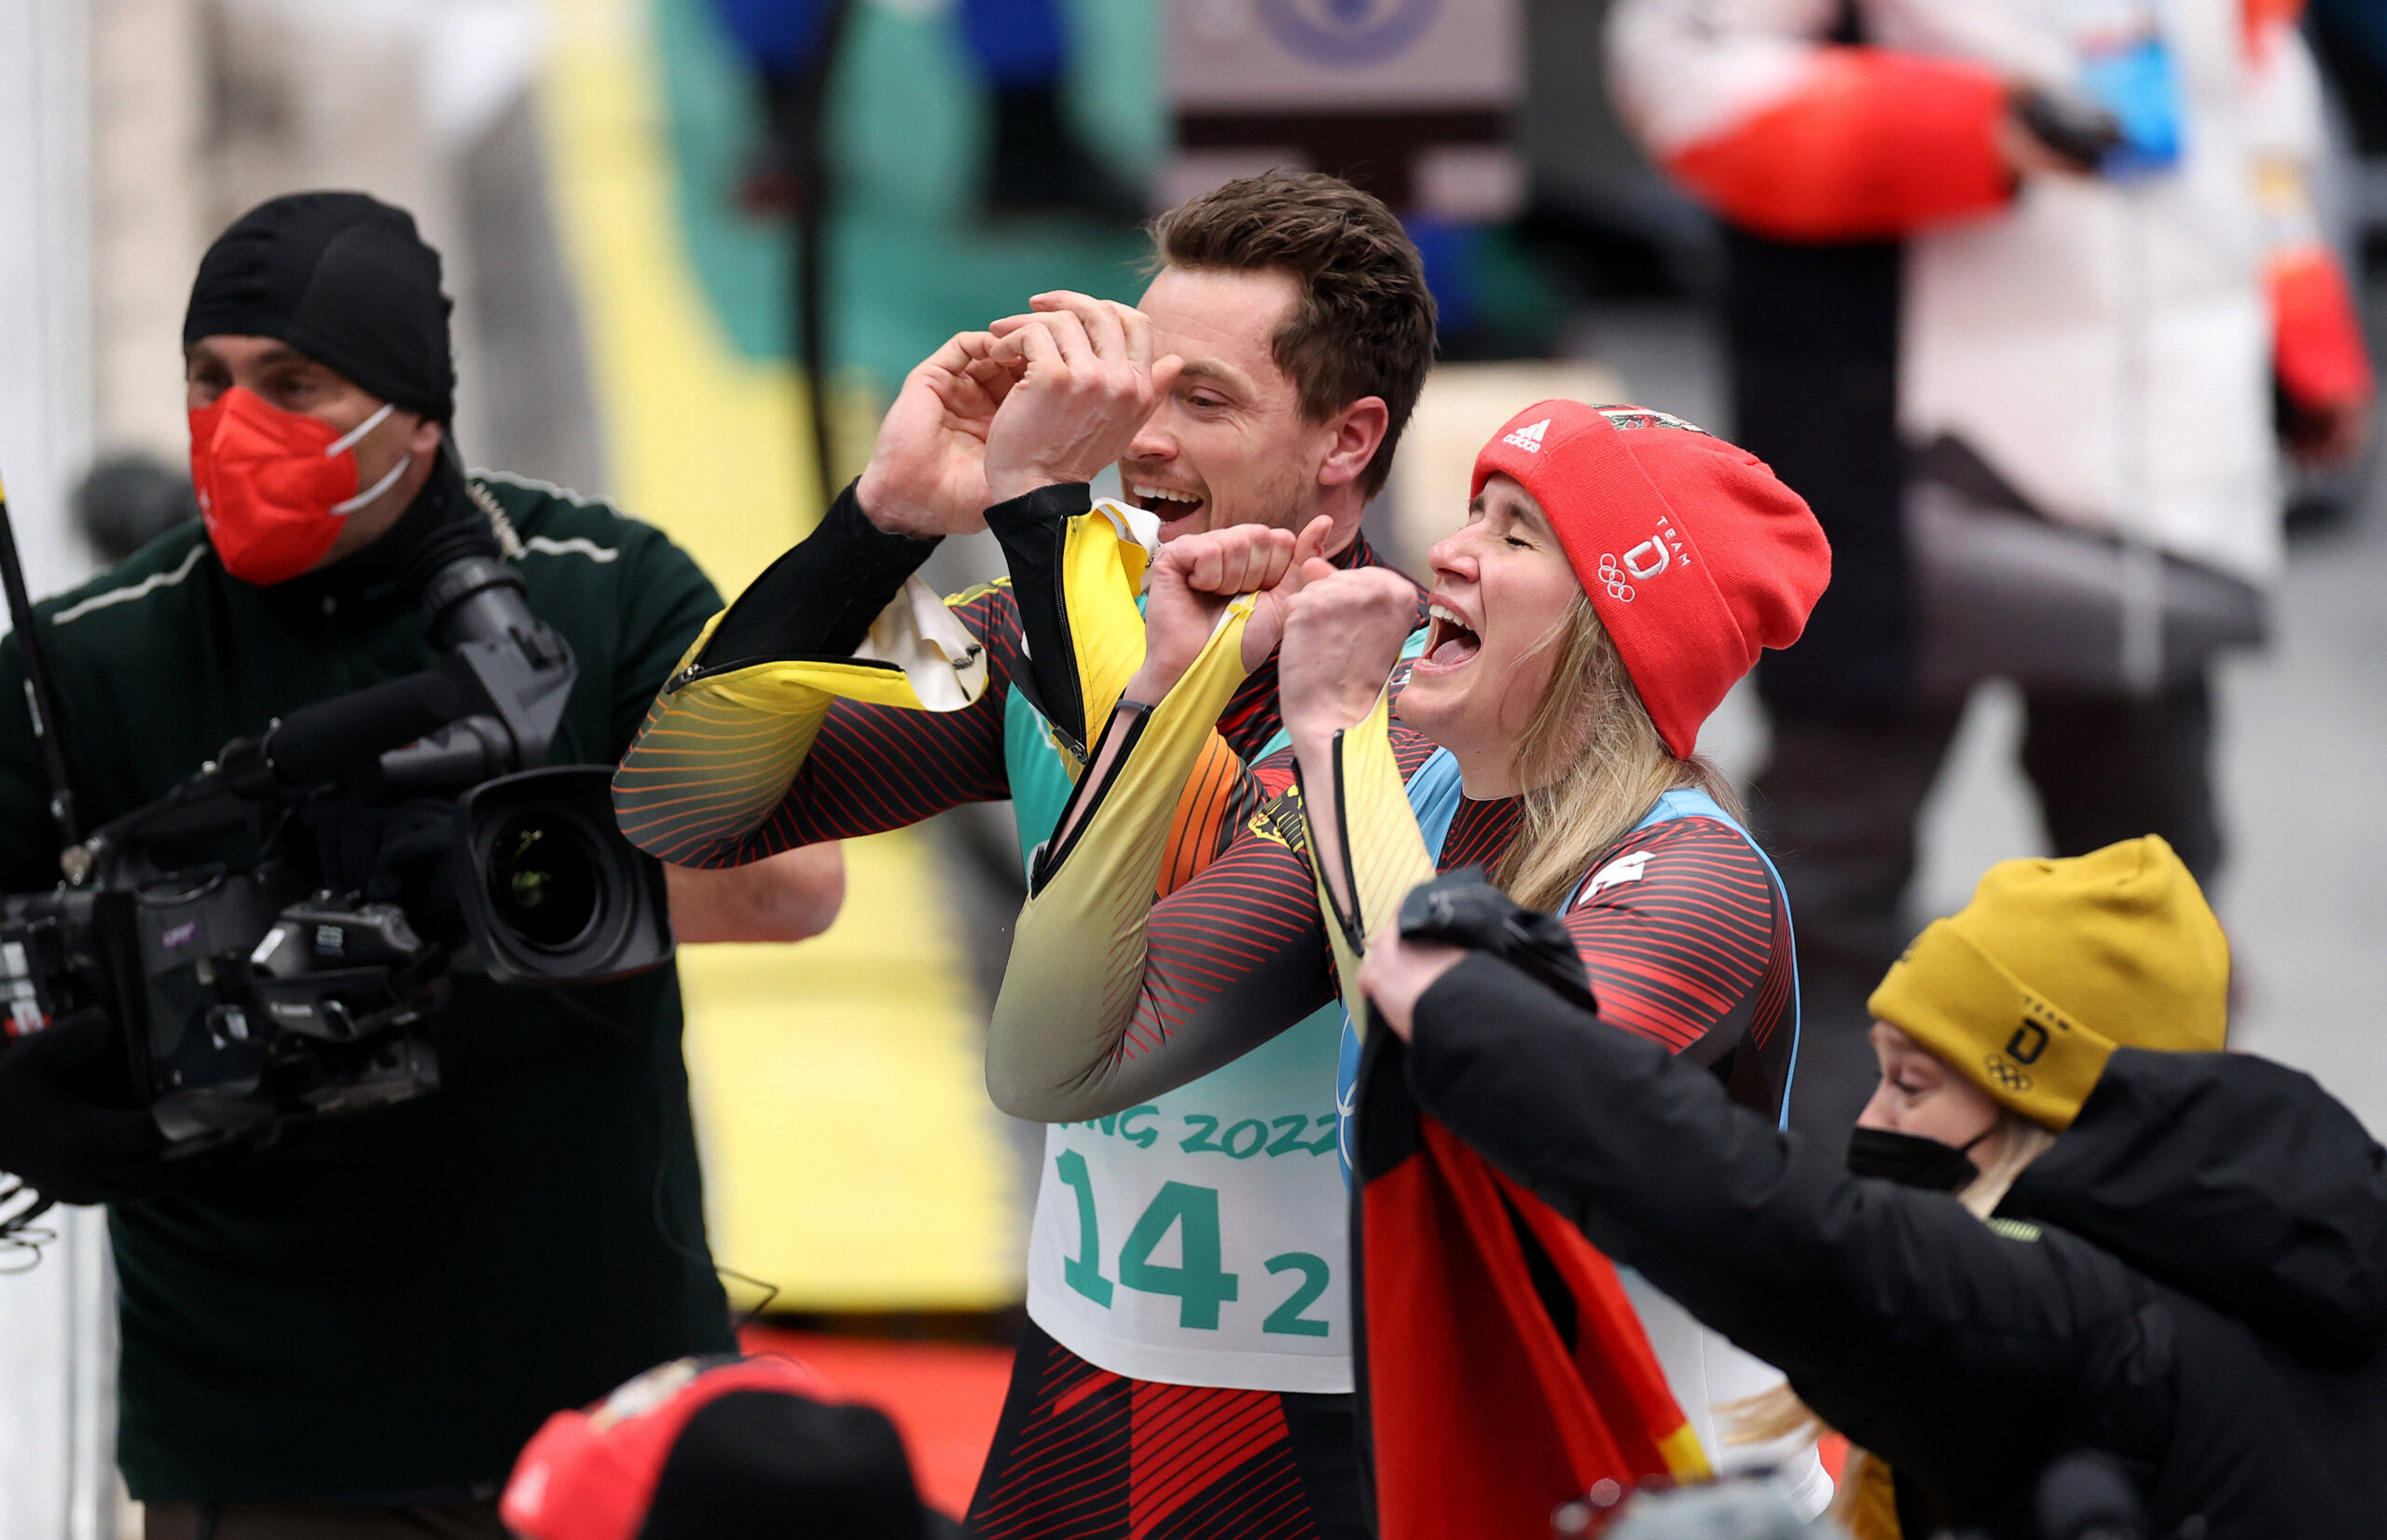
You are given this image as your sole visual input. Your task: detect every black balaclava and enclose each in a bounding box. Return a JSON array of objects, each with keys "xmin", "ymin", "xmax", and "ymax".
[{"xmin": 184, "ymin": 191, "xmax": 456, "ymax": 423}]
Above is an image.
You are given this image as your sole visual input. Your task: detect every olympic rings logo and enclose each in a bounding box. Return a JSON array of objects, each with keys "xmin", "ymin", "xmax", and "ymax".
[
  {"xmin": 1596, "ymin": 555, "xmax": 1636, "ymax": 603},
  {"xmin": 1982, "ymin": 1054, "xmax": 2034, "ymax": 1093}
]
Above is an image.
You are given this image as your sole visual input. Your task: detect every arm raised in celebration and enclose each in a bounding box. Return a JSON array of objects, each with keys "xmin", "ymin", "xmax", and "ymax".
[{"xmin": 614, "ymin": 302, "xmax": 1176, "ymax": 866}]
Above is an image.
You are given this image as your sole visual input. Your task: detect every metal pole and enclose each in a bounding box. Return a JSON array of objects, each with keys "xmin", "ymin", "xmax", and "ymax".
[
  {"xmin": 0, "ymin": 474, "xmax": 79, "ymax": 847},
  {"xmin": 793, "ymin": 0, "xmax": 856, "ymax": 511}
]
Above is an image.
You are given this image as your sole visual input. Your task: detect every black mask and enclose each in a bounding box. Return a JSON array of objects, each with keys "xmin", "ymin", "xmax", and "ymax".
[{"xmin": 1845, "ymin": 1125, "xmax": 1992, "ymax": 1192}]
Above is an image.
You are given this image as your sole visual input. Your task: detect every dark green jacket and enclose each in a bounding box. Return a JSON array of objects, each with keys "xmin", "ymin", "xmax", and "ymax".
[{"xmin": 0, "ymin": 471, "xmax": 736, "ymax": 1503}]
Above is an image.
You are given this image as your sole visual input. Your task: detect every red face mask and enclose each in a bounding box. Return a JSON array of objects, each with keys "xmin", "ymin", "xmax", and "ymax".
[{"xmin": 188, "ymin": 386, "xmax": 407, "ymax": 585}]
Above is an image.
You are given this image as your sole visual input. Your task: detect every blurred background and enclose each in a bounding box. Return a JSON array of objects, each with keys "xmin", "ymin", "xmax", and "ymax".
[{"xmin": 0, "ymin": 0, "xmax": 2379, "ymax": 1533}]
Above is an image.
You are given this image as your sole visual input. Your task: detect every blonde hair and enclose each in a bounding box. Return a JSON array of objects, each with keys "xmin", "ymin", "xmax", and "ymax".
[{"xmin": 1491, "ymin": 592, "xmax": 1738, "ymax": 912}]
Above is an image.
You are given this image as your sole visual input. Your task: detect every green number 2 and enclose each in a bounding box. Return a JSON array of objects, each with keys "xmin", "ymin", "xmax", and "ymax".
[
  {"xmin": 1054, "ymin": 1150, "xmax": 1113, "ymax": 1306},
  {"xmin": 1262, "ymin": 1253, "xmax": 1332, "ymax": 1337},
  {"xmin": 1118, "ymin": 1182, "xmax": 1240, "ymax": 1329}
]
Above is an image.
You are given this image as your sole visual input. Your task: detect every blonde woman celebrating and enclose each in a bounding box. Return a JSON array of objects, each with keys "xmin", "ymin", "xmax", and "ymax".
[{"xmin": 987, "ymin": 402, "xmax": 1831, "ymax": 1533}]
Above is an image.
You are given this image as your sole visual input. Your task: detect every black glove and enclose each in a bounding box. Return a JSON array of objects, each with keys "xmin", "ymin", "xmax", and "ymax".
[
  {"xmin": 0, "ymin": 1009, "xmax": 172, "ymax": 1206},
  {"xmin": 2011, "ymin": 87, "xmax": 2123, "ymax": 174},
  {"xmin": 1396, "ymin": 867, "xmax": 1597, "ymax": 1014}
]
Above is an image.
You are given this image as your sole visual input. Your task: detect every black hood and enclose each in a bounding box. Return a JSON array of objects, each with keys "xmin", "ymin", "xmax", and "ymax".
[{"xmin": 2002, "ymin": 1048, "xmax": 2387, "ymax": 1368}]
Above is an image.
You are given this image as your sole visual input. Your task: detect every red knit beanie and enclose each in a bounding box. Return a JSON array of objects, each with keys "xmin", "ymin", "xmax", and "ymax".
[{"xmin": 1470, "ymin": 401, "xmax": 1830, "ymax": 757}]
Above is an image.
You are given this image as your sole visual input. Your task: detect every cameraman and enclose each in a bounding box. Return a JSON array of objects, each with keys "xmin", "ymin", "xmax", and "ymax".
[{"xmin": 0, "ymin": 194, "xmax": 839, "ymax": 1539}]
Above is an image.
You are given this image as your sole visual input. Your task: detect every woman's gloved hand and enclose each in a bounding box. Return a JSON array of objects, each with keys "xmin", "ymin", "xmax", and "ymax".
[
  {"xmin": 1401, "ymin": 869, "xmax": 1594, "ymax": 1007},
  {"xmin": 1361, "ymin": 870, "xmax": 1598, "ymax": 1039},
  {"xmin": 0, "ymin": 1009, "xmax": 173, "ymax": 1206}
]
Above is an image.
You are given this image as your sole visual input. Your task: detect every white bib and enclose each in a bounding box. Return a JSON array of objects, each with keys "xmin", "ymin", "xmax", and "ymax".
[{"xmin": 1024, "ymin": 1003, "xmax": 1353, "ymax": 1393}]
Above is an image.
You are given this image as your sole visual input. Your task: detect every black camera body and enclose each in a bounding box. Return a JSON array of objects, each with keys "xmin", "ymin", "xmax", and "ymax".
[
  {"xmin": 0, "ymin": 867, "xmax": 448, "ymax": 1145},
  {"xmin": 0, "ymin": 481, "xmax": 673, "ymax": 1154}
]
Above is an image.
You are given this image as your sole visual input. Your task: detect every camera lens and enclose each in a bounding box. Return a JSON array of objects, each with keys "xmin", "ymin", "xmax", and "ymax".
[
  {"xmin": 460, "ymin": 766, "xmax": 672, "ymax": 985},
  {"xmin": 486, "ymin": 809, "xmax": 603, "ymax": 952}
]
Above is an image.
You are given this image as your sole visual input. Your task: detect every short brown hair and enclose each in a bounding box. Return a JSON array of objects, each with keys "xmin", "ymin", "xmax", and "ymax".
[{"xmin": 1151, "ymin": 172, "xmax": 1436, "ymax": 498}]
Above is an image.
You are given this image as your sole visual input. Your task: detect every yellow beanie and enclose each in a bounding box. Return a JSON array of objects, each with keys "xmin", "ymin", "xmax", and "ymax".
[{"xmin": 1866, "ymin": 836, "xmax": 2229, "ymax": 1131}]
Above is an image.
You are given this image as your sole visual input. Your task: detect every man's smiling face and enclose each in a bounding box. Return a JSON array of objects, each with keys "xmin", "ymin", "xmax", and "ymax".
[{"xmin": 1119, "ymin": 265, "xmax": 1345, "ymax": 544}]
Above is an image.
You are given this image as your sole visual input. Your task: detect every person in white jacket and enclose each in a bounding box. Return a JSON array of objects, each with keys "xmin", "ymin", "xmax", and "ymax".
[{"xmin": 1607, "ymin": 0, "xmax": 2374, "ymax": 1144}]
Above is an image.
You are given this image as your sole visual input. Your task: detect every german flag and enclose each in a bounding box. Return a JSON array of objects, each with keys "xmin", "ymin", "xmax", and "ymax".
[
  {"xmin": 1307, "ymin": 701, "xmax": 1706, "ymax": 1536},
  {"xmin": 1353, "ymin": 1024, "xmax": 1708, "ymax": 1538}
]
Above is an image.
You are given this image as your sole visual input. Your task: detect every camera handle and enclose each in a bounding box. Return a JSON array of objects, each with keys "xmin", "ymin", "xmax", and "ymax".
[
  {"xmin": 378, "ymin": 464, "xmax": 578, "ymax": 791},
  {"xmin": 377, "ymin": 557, "xmax": 576, "ymax": 792}
]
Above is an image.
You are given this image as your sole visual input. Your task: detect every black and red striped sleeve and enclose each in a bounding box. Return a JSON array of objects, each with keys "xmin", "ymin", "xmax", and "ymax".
[
  {"xmin": 1123, "ymin": 751, "xmax": 1334, "ymax": 1069},
  {"xmin": 1554, "ymin": 816, "xmax": 1795, "ymax": 1110},
  {"xmin": 613, "ymin": 576, "xmax": 1029, "ymax": 867},
  {"xmin": 615, "ymin": 478, "xmax": 1049, "ymax": 867},
  {"xmin": 1117, "ymin": 730, "xmax": 1451, "ymax": 1070},
  {"xmin": 987, "ymin": 720, "xmax": 1337, "ymax": 1119},
  {"xmin": 989, "ymin": 741, "xmax": 1343, "ymax": 1116},
  {"xmin": 740, "ymin": 581, "xmax": 1027, "ymax": 850}
]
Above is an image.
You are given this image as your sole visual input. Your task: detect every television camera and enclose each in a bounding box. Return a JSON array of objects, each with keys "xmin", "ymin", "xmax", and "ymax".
[{"xmin": 0, "ymin": 466, "xmax": 673, "ymax": 1194}]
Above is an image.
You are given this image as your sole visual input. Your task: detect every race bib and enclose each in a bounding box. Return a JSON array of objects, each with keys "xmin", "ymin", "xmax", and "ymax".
[{"xmin": 1024, "ymin": 1005, "xmax": 1354, "ymax": 1394}]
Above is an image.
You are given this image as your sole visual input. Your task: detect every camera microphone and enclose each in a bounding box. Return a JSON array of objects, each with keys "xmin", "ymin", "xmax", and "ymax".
[
  {"xmin": 404, "ymin": 439, "xmax": 537, "ymax": 652},
  {"xmin": 258, "ymin": 672, "xmax": 466, "ymax": 788}
]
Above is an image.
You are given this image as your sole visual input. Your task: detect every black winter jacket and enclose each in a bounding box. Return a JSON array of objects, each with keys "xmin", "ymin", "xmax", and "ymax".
[{"xmin": 1401, "ymin": 955, "xmax": 2387, "ymax": 1538}]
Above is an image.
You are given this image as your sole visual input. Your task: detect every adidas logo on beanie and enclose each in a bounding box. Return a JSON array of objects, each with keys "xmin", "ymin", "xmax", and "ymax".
[{"xmin": 1502, "ymin": 418, "xmax": 1550, "ymax": 452}]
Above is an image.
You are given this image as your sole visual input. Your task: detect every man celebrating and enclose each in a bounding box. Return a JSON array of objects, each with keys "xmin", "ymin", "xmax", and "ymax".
[
  {"xmin": 614, "ymin": 172, "xmax": 1436, "ymax": 1535},
  {"xmin": 0, "ymin": 193, "xmax": 840, "ymax": 1538}
]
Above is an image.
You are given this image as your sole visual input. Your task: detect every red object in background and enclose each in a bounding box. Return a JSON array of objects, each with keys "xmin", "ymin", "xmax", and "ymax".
[
  {"xmin": 2270, "ymin": 246, "xmax": 2377, "ymax": 417},
  {"xmin": 1818, "ymin": 1433, "xmax": 1849, "ymax": 1482},
  {"xmin": 1667, "ymin": 48, "xmax": 2013, "ymax": 243},
  {"xmin": 502, "ymin": 1355, "xmax": 833, "ymax": 1540},
  {"xmin": 739, "ymin": 1325, "xmax": 1015, "ymax": 1519},
  {"xmin": 2243, "ymin": 0, "xmax": 2306, "ymax": 56}
]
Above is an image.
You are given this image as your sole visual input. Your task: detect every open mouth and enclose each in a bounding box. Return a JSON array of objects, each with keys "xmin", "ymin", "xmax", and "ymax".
[
  {"xmin": 1128, "ymin": 483, "xmax": 1206, "ymax": 527},
  {"xmin": 1422, "ymin": 601, "xmax": 1482, "ymax": 669}
]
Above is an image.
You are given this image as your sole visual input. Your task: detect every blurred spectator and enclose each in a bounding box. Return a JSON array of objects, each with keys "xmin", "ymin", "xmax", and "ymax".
[
  {"xmin": 1606, "ymin": 0, "xmax": 2378, "ymax": 1145},
  {"xmin": 712, "ymin": 0, "xmax": 1142, "ymax": 222},
  {"xmin": 502, "ymin": 1355, "xmax": 959, "ymax": 1539},
  {"xmin": 73, "ymin": 451, "xmax": 198, "ymax": 567}
]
